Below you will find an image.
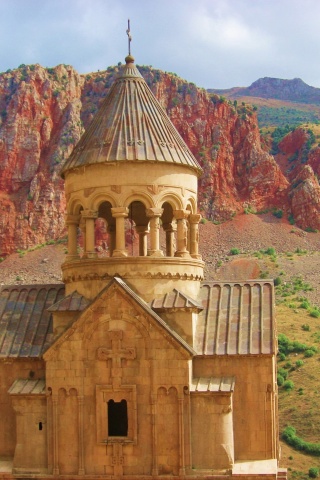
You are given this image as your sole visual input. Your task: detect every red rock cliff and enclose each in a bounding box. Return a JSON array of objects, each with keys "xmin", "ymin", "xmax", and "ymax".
[{"xmin": 0, "ymin": 63, "xmax": 316, "ymax": 254}]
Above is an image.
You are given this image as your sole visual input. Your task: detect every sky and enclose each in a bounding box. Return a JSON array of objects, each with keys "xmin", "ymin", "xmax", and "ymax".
[{"xmin": 0, "ymin": 0, "xmax": 320, "ymax": 89}]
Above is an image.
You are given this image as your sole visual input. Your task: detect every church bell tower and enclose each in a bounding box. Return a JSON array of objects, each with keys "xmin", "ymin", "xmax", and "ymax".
[{"xmin": 61, "ymin": 53, "xmax": 204, "ymax": 302}]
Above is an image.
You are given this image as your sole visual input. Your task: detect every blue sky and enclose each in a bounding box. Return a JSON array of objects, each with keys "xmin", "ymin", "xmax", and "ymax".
[{"xmin": 0, "ymin": 0, "xmax": 320, "ymax": 89}]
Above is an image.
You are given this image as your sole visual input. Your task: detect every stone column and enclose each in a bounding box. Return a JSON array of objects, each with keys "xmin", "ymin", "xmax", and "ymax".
[
  {"xmin": 189, "ymin": 214, "xmax": 202, "ymax": 259},
  {"xmin": 135, "ymin": 225, "xmax": 149, "ymax": 256},
  {"xmin": 65, "ymin": 214, "xmax": 80, "ymax": 260},
  {"xmin": 146, "ymin": 208, "xmax": 164, "ymax": 257},
  {"xmin": 46, "ymin": 393, "xmax": 53, "ymax": 473},
  {"xmin": 107, "ymin": 224, "xmax": 116, "ymax": 257},
  {"xmin": 151, "ymin": 393, "xmax": 158, "ymax": 476},
  {"xmin": 178, "ymin": 394, "xmax": 185, "ymax": 476},
  {"xmin": 111, "ymin": 207, "xmax": 129, "ymax": 257},
  {"xmin": 174, "ymin": 209, "xmax": 190, "ymax": 258},
  {"xmin": 78, "ymin": 395, "xmax": 85, "ymax": 475},
  {"xmin": 163, "ymin": 222, "xmax": 175, "ymax": 257},
  {"xmin": 79, "ymin": 216, "xmax": 86, "ymax": 255},
  {"xmin": 52, "ymin": 395, "xmax": 59, "ymax": 475},
  {"xmin": 81, "ymin": 209, "xmax": 98, "ymax": 259}
]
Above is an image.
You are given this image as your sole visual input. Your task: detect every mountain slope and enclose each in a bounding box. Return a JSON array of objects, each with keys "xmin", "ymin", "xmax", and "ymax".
[{"xmin": 209, "ymin": 77, "xmax": 320, "ymax": 104}]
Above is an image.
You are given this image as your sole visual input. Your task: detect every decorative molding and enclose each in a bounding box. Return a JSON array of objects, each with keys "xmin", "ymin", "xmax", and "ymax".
[
  {"xmin": 111, "ymin": 185, "xmax": 122, "ymax": 194},
  {"xmin": 83, "ymin": 188, "xmax": 95, "ymax": 198},
  {"xmin": 63, "ymin": 270, "xmax": 204, "ymax": 284},
  {"xmin": 147, "ymin": 184, "xmax": 164, "ymax": 195}
]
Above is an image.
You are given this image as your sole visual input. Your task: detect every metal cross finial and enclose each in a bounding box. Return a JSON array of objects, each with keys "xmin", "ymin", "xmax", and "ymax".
[{"xmin": 126, "ymin": 19, "xmax": 132, "ymax": 55}]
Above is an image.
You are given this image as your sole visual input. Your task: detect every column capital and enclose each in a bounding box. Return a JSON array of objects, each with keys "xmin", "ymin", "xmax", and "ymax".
[
  {"xmin": 135, "ymin": 225, "xmax": 149, "ymax": 234},
  {"xmin": 65, "ymin": 214, "xmax": 80, "ymax": 225},
  {"xmin": 111, "ymin": 206, "xmax": 129, "ymax": 218},
  {"xmin": 146, "ymin": 207, "xmax": 163, "ymax": 218},
  {"xmin": 163, "ymin": 222, "xmax": 176, "ymax": 232},
  {"xmin": 173, "ymin": 209, "xmax": 190, "ymax": 220},
  {"xmin": 189, "ymin": 213, "xmax": 202, "ymax": 224},
  {"xmin": 81, "ymin": 209, "xmax": 98, "ymax": 219}
]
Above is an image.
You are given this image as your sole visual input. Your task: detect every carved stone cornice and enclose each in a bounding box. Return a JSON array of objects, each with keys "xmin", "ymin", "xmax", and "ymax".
[{"xmin": 62, "ymin": 270, "xmax": 204, "ymax": 284}]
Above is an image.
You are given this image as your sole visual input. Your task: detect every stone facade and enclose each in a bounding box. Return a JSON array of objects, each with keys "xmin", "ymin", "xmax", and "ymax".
[{"xmin": 0, "ymin": 54, "xmax": 285, "ymax": 479}]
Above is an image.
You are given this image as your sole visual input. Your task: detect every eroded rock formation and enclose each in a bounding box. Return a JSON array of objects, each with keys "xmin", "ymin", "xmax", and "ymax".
[{"xmin": 0, "ymin": 63, "xmax": 318, "ymax": 254}]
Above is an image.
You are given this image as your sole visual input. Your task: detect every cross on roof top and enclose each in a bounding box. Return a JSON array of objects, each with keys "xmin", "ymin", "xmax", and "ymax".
[{"xmin": 126, "ymin": 19, "xmax": 132, "ymax": 56}]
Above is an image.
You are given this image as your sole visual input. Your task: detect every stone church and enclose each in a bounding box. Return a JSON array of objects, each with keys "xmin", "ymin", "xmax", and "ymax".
[{"xmin": 0, "ymin": 53, "xmax": 286, "ymax": 479}]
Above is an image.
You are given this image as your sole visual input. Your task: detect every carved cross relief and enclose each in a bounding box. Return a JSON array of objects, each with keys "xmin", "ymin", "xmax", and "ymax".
[{"xmin": 97, "ymin": 330, "xmax": 136, "ymax": 387}]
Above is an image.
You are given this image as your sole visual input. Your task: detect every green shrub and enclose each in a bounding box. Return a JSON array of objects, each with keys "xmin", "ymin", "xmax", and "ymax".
[
  {"xmin": 265, "ymin": 247, "xmax": 276, "ymax": 255},
  {"xmin": 302, "ymin": 324, "xmax": 311, "ymax": 331},
  {"xmin": 300, "ymin": 299, "xmax": 310, "ymax": 309},
  {"xmin": 274, "ymin": 277, "xmax": 282, "ymax": 286},
  {"xmin": 230, "ymin": 248, "xmax": 240, "ymax": 255},
  {"xmin": 310, "ymin": 308, "xmax": 320, "ymax": 319},
  {"xmin": 277, "ymin": 374, "xmax": 285, "ymax": 386},
  {"xmin": 288, "ymin": 214, "xmax": 295, "ymax": 225},
  {"xmin": 273, "ymin": 209, "xmax": 283, "ymax": 219},
  {"xmin": 304, "ymin": 349, "xmax": 315, "ymax": 358},
  {"xmin": 282, "ymin": 426, "xmax": 320, "ymax": 456},
  {"xmin": 278, "ymin": 368, "xmax": 288, "ymax": 380},
  {"xmin": 309, "ymin": 467, "xmax": 319, "ymax": 478},
  {"xmin": 295, "ymin": 360, "xmax": 304, "ymax": 368},
  {"xmin": 283, "ymin": 380, "xmax": 294, "ymax": 391}
]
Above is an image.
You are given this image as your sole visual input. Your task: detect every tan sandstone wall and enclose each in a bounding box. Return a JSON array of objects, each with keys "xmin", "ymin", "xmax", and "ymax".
[
  {"xmin": 193, "ymin": 355, "xmax": 277, "ymax": 462},
  {"xmin": 0, "ymin": 359, "xmax": 45, "ymax": 457},
  {"xmin": 44, "ymin": 285, "xmax": 191, "ymax": 476}
]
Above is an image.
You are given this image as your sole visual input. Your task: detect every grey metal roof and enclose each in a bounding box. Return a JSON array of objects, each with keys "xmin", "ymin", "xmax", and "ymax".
[
  {"xmin": 195, "ymin": 281, "xmax": 276, "ymax": 355},
  {"xmin": 0, "ymin": 279, "xmax": 275, "ymax": 359},
  {"xmin": 190, "ymin": 376, "xmax": 235, "ymax": 393},
  {"xmin": 149, "ymin": 288, "xmax": 203, "ymax": 311},
  {"xmin": 8, "ymin": 378, "xmax": 46, "ymax": 395},
  {"xmin": 0, "ymin": 285, "xmax": 65, "ymax": 358},
  {"xmin": 61, "ymin": 55, "xmax": 202, "ymax": 177},
  {"xmin": 47, "ymin": 290, "xmax": 90, "ymax": 312}
]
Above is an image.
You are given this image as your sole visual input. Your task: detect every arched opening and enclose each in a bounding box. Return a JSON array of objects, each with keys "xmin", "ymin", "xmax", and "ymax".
[
  {"xmin": 97, "ymin": 201, "xmax": 114, "ymax": 257},
  {"xmin": 161, "ymin": 202, "xmax": 176, "ymax": 257},
  {"xmin": 127, "ymin": 201, "xmax": 149, "ymax": 256}
]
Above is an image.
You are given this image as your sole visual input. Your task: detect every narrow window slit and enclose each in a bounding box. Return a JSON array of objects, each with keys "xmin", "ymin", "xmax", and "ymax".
[{"xmin": 108, "ymin": 399, "xmax": 128, "ymax": 436}]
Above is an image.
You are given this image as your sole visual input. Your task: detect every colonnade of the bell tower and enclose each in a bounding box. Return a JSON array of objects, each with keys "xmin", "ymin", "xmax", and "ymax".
[{"xmin": 65, "ymin": 205, "xmax": 201, "ymax": 261}]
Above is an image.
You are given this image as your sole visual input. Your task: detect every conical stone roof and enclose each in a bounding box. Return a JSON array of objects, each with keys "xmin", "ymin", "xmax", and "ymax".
[{"xmin": 61, "ymin": 55, "xmax": 202, "ymax": 177}]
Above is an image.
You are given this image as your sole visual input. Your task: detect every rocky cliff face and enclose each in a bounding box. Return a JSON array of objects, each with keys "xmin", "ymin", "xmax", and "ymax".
[
  {"xmin": 277, "ymin": 128, "xmax": 320, "ymax": 230},
  {"xmin": 0, "ymin": 63, "xmax": 317, "ymax": 254}
]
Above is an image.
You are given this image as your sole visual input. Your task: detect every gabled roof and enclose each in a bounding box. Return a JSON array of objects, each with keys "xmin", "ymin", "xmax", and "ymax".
[
  {"xmin": 196, "ymin": 281, "xmax": 276, "ymax": 355},
  {"xmin": 61, "ymin": 55, "xmax": 202, "ymax": 177},
  {"xmin": 47, "ymin": 290, "xmax": 90, "ymax": 312},
  {"xmin": 149, "ymin": 288, "xmax": 203, "ymax": 311},
  {"xmin": 0, "ymin": 284, "xmax": 64, "ymax": 358},
  {"xmin": 0, "ymin": 279, "xmax": 275, "ymax": 359},
  {"xmin": 44, "ymin": 277, "xmax": 196, "ymax": 360}
]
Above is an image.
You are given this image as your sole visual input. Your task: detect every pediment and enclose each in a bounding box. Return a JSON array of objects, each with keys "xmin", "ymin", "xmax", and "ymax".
[{"xmin": 43, "ymin": 277, "xmax": 195, "ymax": 361}]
